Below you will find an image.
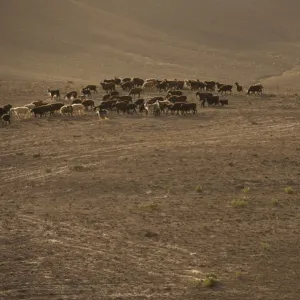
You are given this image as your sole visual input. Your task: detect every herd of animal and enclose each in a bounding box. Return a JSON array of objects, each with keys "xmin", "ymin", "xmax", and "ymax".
[{"xmin": 1, "ymin": 77, "xmax": 264, "ymax": 127}]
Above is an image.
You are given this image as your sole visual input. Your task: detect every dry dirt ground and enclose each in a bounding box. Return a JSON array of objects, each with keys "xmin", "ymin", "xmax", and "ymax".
[{"xmin": 1, "ymin": 82, "xmax": 300, "ymax": 299}]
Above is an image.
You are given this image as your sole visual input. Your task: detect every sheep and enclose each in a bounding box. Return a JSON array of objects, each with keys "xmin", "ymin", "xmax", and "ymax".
[
  {"xmin": 102, "ymin": 93, "xmax": 111, "ymax": 101},
  {"xmin": 166, "ymin": 102, "xmax": 185, "ymax": 115},
  {"xmin": 100, "ymin": 81, "xmax": 115, "ymax": 93},
  {"xmin": 78, "ymin": 94, "xmax": 88, "ymax": 101},
  {"xmin": 97, "ymin": 99, "xmax": 117, "ymax": 111},
  {"xmin": 24, "ymin": 103, "xmax": 36, "ymax": 110},
  {"xmin": 147, "ymin": 100, "xmax": 160, "ymax": 116},
  {"xmin": 47, "ymin": 89, "xmax": 60, "ymax": 99},
  {"xmin": 60, "ymin": 105, "xmax": 74, "ymax": 116},
  {"xmin": 218, "ymin": 84, "xmax": 233, "ymax": 94},
  {"xmin": 119, "ymin": 95, "xmax": 132, "ymax": 102},
  {"xmin": 196, "ymin": 80, "xmax": 206, "ymax": 91},
  {"xmin": 216, "ymin": 82, "xmax": 225, "ymax": 90},
  {"xmin": 156, "ymin": 80, "xmax": 168, "ymax": 92},
  {"xmin": 247, "ymin": 84, "xmax": 263, "ymax": 95},
  {"xmin": 132, "ymin": 77, "xmax": 144, "ymax": 87},
  {"xmin": 31, "ymin": 105, "xmax": 52, "ymax": 118},
  {"xmin": 82, "ymin": 85, "xmax": 98, "ymax": 94},
  {"xmin": 204, "ymin": 81, "xmax": 216, "ymax": 91},
  {"xmin": 166, "ymin": 90, "xmax": 183, "ymax": 97},
  {"xmin": 96, "ymin": 109, "xmax": 109, "ymax": 121},
  {"xmin": 129, "ymin": 87, "xmax": 143, "ymax": 99},
  {"xmin": 1, "ymin": 105, "xmax": 12, "ymax": 117},
  {"xmin": 1, "ymin": 114, "xmax": 11, "ymax": 126},
  {"xmin": 145, "ymin": 78, "xmax": 157, "ymax": 83},
  {"xmin": 134, "ymin": 98, "xmax": 145, "ymax": 108},
  {"xmin": 121, "ymin": 81, "xmax": 134, "ymax": 91},
  {"xmin": 49, "ymin": 103, "xmax": 65, "ymax": 114},
  {"xmin": 167, "ymin": 80, "xmax": 177, "ymax": 90},
  {"xmin": 0, "ymin": 107, "xmax": 5, "ymax": 116},
  {"xmin": 168, "ymin": 95, "xmax": 187, "ymax": 103},
  {"xmin": 219, "ymin": 99, "xmax": 229, "ymax": 106},
  {"xmin": 114, "ymin": 77, "xmax": 122, "ymax": 85},
  {"xmin": 81, "ymin": 88, "xmax": 91, "ymax": 98},
  {"xmin": 185, "ymin": 80, "xmax": 201, "ymax": 91},
  {"xmin": 235, "ymin": 82, "xmax": 243, "ymax": 92},
  {"xmin": 196, "ymin": 92, "xmax": 213, "ymax": 100},
  {"xmin": 120, "ymin": 77, "xmax": 131, "ymax": 84},
  {"xmin": 10, "ymin": 107, "xmax": 31, "ymax": 120},
  {"xmin": 180, "ymin": 102, "xmax": 197, "ymax": 115},
  {"xmin": 205, "ymin": 95, "xmax": 220, "ymax": 107},
  {"xmin": 158, "ymin": 100, "xmax": 172, "ymax": 114},
  {"xmin": 115, "ymin": 101, "xmax": 128, "ymax": 114},
  {"xmin": 65, "ymin": 90, "xmax": 77, "ymax": 101},
  {"xmin": 72, "ymin": 99, "xmax": 82, "ymax": 104},
  {"xmin": 73, "ymin": 102, "xmax": 85, "ymax": 112},
  {"xmin": 152, "ymin": 101, "xmax": 161, "ymax": 116},
  {"xmin": 2, "ymin": 104, "xmax": 12, "ymax": 114},
  {"xmin": 32, "ymin": 100, "xmax": 46, "ymax": 107},
  {"xmin": 146, "ymin": 96, "xmax": 164, "ymax": 104},
  {"xmin": 82, "ymin": 99, "xmax": 94, "ymax": 111},
  {"xmin": 139, "ymin": 103, "xmax": 149, "ymax": 116},
  {"xmin": 176, "ymin": 80, "xmax": 184, "ymax": 90},
  {"xmin": 142, "ymin": 80, "xmax": 156, "ymax": 91},
  {"xmin": 110, "ymin": 91, "xmax": 119, "ymax": 97},
  {"xmin": 71, "ymin": 103, "xmax": 85, "ymax": 115},
  {"xmin": 126, "ymin": 103, "xmax": 137, "ymax": 114}
]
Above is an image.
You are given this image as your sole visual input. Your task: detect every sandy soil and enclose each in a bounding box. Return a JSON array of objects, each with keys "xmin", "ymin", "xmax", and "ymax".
[{"xmin": 1, "ymin": 81, "xmax": 300, "ymax": 299}]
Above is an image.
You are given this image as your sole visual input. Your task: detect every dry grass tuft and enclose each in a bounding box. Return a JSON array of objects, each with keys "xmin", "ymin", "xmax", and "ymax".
[
  {"xmin": 202, "ymin": 274, "xmax": 220, "ymax": 288},
  {"xmin": 137, "ymin": 201, "xmax": 161, "ymax": 212},
  {"xmin": 196, "ymin": 185, "xmax": 203, "ymax": 193},
  {"xmin": 284, "ymin": 187, "xmax": 294, "ymax": 194},
  {"xmin": 231, "ymin": 197, "xmax": 248, "ymax": 208}
]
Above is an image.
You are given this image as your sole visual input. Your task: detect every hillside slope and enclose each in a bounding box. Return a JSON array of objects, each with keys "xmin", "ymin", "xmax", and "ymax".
[{"xmin": 0, "ymin": 0, "xmax": 300, "ymax": 90}]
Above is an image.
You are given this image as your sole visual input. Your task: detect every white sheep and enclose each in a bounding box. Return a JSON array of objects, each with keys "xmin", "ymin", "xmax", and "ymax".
[
  {"xmin": 158, "ymin": 100, "xmax": 172, "ymax": 105},
  {"xmin": 71, "ymin": 103, "xmax": 85, "ymax": 115},
  {"xmin": 145, "ymin": 78, "xmax": 156, "ymax": 83},
  {"xmin": 145, "ymin": 100, "xmax": 160, "ymax": 116},
  {"xmin": 60, "ymin": 105, "xmax": 73, "ymax": 115},
  {"xmin": 24, "ymin": 103, "xmax": 36, "ymax": 110},
  {"xmin": 10, "ymin": 107, "xmax": 31, "ymax": 120}
]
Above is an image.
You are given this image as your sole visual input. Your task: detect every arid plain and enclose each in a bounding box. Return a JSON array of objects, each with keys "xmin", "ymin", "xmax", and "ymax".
[{"xmin": 1, "ymin": 1, "xmax": 300, "ymax": 299}]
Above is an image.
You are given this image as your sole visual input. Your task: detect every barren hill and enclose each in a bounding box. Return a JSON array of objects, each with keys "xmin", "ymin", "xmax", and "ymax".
[
  {"xmin": 0, "ymin": 0, "xmax": 300, "ymax": 91},
  {"xmin": 1, "ymin": 0, "xmax": 300, "ymax": 89}
]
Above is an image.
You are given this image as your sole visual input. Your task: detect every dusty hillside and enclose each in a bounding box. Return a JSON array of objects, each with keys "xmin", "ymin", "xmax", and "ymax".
[{"xmin": 1, "ymin": 0, "xmax": 300, "ymax": 91}]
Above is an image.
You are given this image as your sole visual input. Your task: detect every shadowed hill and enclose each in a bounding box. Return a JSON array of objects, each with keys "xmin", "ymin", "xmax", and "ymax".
[{"xmin": 0, "ymin": 0, "xmax": 300, "ymax": 91}]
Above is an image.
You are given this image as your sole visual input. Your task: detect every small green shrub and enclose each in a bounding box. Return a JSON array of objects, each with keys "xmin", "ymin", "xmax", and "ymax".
[
  {"xmin": 138, "ymin": 201, "xmax": 161, "ymax": 211},
  {"xmin": 235, "ymin": 271, "xmax": 243, "ymax": 280},
  {"xmin": 271, "ymin": 198, "xmax": 279, "ymax": 206},
  {"xmin": 202, "ymin": 274, "xmax": 219, "ymax": 288},
  {"xmin": 242, "ymin": 187, "xmax": 250, "ymax": 193},
  {"xmin": 71, "ymin": 165, "xmax": 85, "ymax": 172},
  {"xmin": 285, "ymin": 187, "xmax": 294, "ymax": 194},
  {"xmin": 196, "ymin": 185, "xmax": 203, "ymax": 193},
  {"xmin": 260, "ymin": 242, "xmax": 271, "ymax": 250},
  {"xmin": 231, "ymin": 197, "xmax": 248, "ymax": 208}
]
